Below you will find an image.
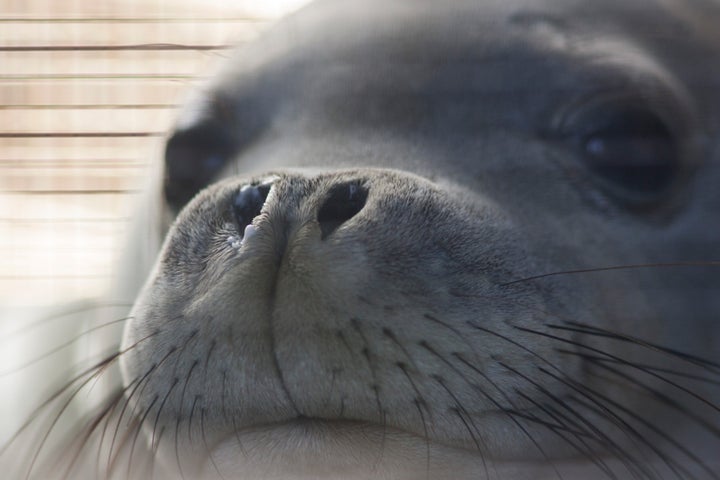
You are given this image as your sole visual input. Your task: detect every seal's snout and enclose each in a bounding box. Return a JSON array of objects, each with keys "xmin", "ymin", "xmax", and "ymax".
[{"xmin": 317, "ymin": 181, "xmax": 368, "ymax": 239}]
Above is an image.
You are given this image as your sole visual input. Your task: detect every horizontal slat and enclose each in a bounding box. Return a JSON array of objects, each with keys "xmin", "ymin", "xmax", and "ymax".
[
  {"xmin": 0, "ymin": 278, "xmax": 111, "ymax": 305},
  {"xmin": 0, "ymin": 134, "xmax": 166, "ymax": 151},
  {"xmin": 0, "ymin": 159, "xmax": 147, "ymax": 167},
  {"xmin": 0, "ymin": 193, "xmax": 134, "ymax": 220},
  {"xmin": 0, "ymin": 50, "xmax": 223, "ymax": 76},
  {"xmin": 0, "ymin": 0, "xmax": 309, "ymax": 18},
  {"xmin": 0, "ymin": 17, "xmax": 270, "ymax": 23},
  {"xmin": 0, "ymin": 21, "xmax": 265, "ymax": 49},
  {"xmin": 0, "ymin": 80, "xmax": 190, "ymax": 107},
  {"xmin": 0, "ymin": 108, "xmax": 175, "ymax": 135},
  {"xmin": 0, "ymin": 166, "xmax": 146, "ymax": 192},
  {"xmin": 0, "ymin": 221, "xmax": 126, "ymax": 250},
  {"xmin": 1, "ymin": 250, "xmax": 119, "ymax": 277}
]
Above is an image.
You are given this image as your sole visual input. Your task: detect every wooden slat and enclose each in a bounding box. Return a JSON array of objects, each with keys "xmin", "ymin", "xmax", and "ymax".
[
  {"xmin": 0, "ymin": 50, "xmax": 225, "ymax": 76},
  {"xmin": 0, "ymin": 220, "xmax": 125, "ymax": 250},
  {"xmin": 0, "ymin": 108, "xmax": 176, "ymax": 135},
  {"xmin": 0, "ymin": 166, "xmax": 146, "ymax": 192},
  {"xmin": 0, "ymin": 136, "xmax": 165, "ymax": 153},
  {"xmin": 0, "ymin": 21, "xmax": 266, "ymax": 49},
  {"xmin": 0, "ymin": 0, "xmax": 308, "ymax": 18},
  {"xmin": 0, "ymin": 193, "xmax": 133, "ymax": 220},
  {"xmin": 0, "ymin": 278, "xmax": 111, "ymax": 305},
  {"xmin": 0, "ymin": 80, "xmax": 190, "ymax": 108},
  {"xmin": 2, "ymin": 250, "xmax": 122, "ymax": 278}
]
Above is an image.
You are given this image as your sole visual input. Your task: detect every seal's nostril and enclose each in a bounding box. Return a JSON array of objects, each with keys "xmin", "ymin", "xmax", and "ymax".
[
  {"xmin": 318, "ymin": 181, "xmax": 368, "ymax": 240},
  {"xmin": 233, "ymin": 181, "xmax": 272, "ymax": 237}
]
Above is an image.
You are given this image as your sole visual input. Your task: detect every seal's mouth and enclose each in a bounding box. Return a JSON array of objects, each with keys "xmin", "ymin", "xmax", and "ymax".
[
  {"xmin": 204, "ymin": 418, "xmax": 485, "ymax": 479},
  {"xmin": 209, "ymin": 400, "xmax": 577, "ymax": 464},
  {"xmin": 199, "ymin": 411, "xmax": 600, "ymax": 480}
]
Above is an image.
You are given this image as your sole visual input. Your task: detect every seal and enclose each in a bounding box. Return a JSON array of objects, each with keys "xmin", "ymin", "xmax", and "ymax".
[{"xmin": 3, "ymin": 0, "xmax": 720, "ymax": 478}]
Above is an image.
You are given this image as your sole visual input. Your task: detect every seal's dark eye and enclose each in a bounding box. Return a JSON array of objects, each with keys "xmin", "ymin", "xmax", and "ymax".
[
  {"xmin": 580, "ymin": 106, "xmax": 677, "ymax": 195},
  {"xmin": 557, "ymin": 100, "xmax": 683, "ymax": 205}
]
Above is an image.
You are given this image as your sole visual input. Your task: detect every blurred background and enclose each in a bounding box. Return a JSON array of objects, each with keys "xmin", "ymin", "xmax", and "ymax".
[{"xmin": 0, "ymin": 0, "xmax": 310, "ymax": 308}]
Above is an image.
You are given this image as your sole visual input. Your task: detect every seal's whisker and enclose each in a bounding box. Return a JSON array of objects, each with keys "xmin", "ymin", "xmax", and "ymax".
[
  {"xmin": 94, "ymin": 388, "xmax": 128, "ymax": 477},
  {"xmin": 59, "ymin": 389, "xmax": 126, "ymax": 480},
  {"xmin": 395, "ymin": 361, "xmax": 433, "ymax": 474},
  {"xmin": 175, "ymin": 357, "xmax": 200, "ymax": 473},
  {"xmin": 579, "ymin": 356, "xmax": 720, "ymax": 437},
  {"xmin": 557, "ymin": 350, "xmax": 720, "ymax": 386},
  {"xmin": 499, "ymin": 361, "xmax": 652, "ymax": 480},
  {"xmin": 549, "ymin": 322, "xmax": 720, "ymax": 373},
  {"xmin": 230, "ymin": 414, "xmax": 248, "ymax": 465},
  {"xmin": 453, "ymin": 353, "xmax": 566, "ymax": 479},
  {"xmin": 92, "ymin": 334, "xmax": 172, "ymax": 476},
  {"xmin": 19, "ymin": 352, "xmax": 124, "ymax": 480},
  {"xmin": 218, "ymin": 367, "xmax": 244, "ymax": 465},
  {"xmin": 349, "ymin": 317, "xmax": 390, "ymax": 441},
  {"xmin": 101, "ymin": 376, "xmax": 140, "ymax": 474},
  {"xmin": 513, "ymin": 391, "xmax": 593, "ymax": 439},
  {"xmin": 151, "ymin": 377, "xmax": 179, "ymax": 451},
  {"xmin": 174, "ymin": 412, "xmax": 188, "ymax": 480},
  {"xmin": 127, "ymin": 394, "xmax": 158, "ymax": 477},
  {"xmin": 201, "ymin": 407, "xmax": 226, "ymax": 480},
  {"xmin": 512, "ymin": 391, "xmax": 618, "ymax": 480},
  {"xmin": 566, "ymin": 392, "xmax": 713, "ymax": 480},
  {"xmin": 432, "ymin": 375, "xmax": 491, "ymax": 480},
  {"xmin": 0, "ymin": 337, "xmax": 133, "ymax": 461},
  {"xmin": 150, "ymin": 426, "xmax": 165, "ymax": 478},
  {"xmin": 187, "ymin": 395, "xmax": 200, "ymax": 448},
  {"xmin": 408, "ymin": 342, "xmax": 496, "ymax": 475},
  {"xmin": 0, "ymin": 316, "xmax": 130, "ymax": 377},
  {"xmin": 539, "ymin": 366, "xmax": 701, "ymax": 480},
  {"xmin": 111, "ymin": 329, "xmax": 195, "ymax": 474},
  {"xmin": 520, "ymin": 326, "xmax": 720, "ymax": 414},
  {"xmin": 465, "ymin": 321, "xmax": 649, "ymax": 476},
  {"xmin": 108, "ymin": 371, "xmax": 153, "ymax": 469},
  {"xmin": 127, "ymin": 352, "xmax": 177, "ymax": 427},
  {"xmin": 500, "ymin": 261, "xmax": 720, "ymax": 287},
  {"xmin": 370, "ymin": 388, "xmax": 388, "ymax": 471},
  {"xmin": 1, "ymin": 302, "xmax": 132, "ymax": 342},
  {"xmin": 382, "ymin": 327, "xmax": 420, "ymax": 371}
]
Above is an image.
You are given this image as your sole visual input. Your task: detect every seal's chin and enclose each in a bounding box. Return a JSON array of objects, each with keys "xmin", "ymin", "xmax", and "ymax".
[{"xmin": 199, "ymin": 419, "xmax": 489, "ymax": 480}]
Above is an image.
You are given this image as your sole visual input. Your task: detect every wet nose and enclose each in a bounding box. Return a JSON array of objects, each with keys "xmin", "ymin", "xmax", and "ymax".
[{"xmin": 231, "ymin": 176, "xmax": 369, "ymax": 243}]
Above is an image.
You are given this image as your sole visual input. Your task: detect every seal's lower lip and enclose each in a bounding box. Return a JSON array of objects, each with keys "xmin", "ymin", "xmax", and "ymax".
[
  {"xmin": 214, "ymin": 417, "xmax": 440, "ymax": 458},
  {"xmin": 229, "ymin": 417, "xmax": 416, "ymax": 443},
  {"xmin": 205, "ymin": 418, "xmax": 480, "ymax": 479}
]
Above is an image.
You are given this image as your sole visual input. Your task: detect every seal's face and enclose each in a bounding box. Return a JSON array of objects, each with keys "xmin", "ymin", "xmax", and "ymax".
[{"xmin": 8, "ymin": 0, "xmax": 720, "ymax": 479}]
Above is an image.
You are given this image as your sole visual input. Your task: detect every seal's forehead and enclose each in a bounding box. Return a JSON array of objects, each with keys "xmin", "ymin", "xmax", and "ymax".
[
  {"xmin": 271, "ymin": 0, "xmax": 715, "ymax": 52},
  {"xmin": 223, "ymin": 0, "xmax": 720, "ymax": 98}
]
